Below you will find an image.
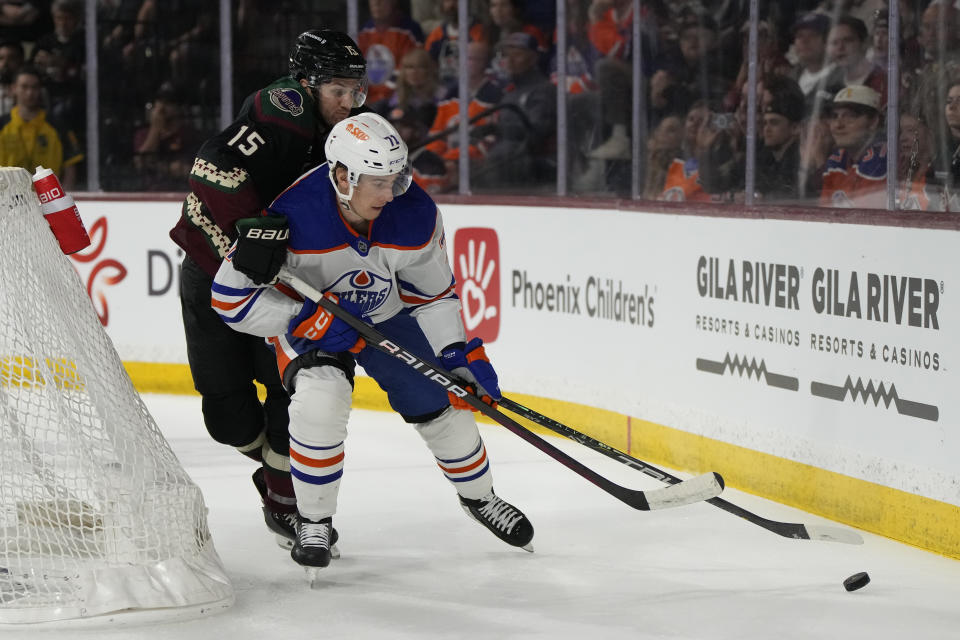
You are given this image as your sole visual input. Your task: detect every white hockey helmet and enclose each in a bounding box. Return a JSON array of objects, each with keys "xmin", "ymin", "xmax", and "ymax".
[{"xmin": 325, "ymin": 112, "xmax": 412, "ymax": 204}]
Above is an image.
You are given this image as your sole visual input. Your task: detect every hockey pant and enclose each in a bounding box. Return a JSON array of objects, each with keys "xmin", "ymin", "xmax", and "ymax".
[
  {"xmin": 288, "ymin": 313, "xmax": 493, "ymax": 521},
  {"xmin": 179, "ymin": 256, "xmax": 295, "ymax": 513}
]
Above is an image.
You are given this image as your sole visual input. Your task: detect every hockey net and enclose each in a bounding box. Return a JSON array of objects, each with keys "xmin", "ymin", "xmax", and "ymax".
[{"xmin": 0, "ymin": 167, "xmax": 233, "ymax": 623}]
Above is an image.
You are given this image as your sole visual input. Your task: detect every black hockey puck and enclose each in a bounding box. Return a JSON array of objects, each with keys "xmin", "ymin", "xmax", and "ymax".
[{"xmin": 843, "ymin": 572, "xmax": 870, "ymax": 592}]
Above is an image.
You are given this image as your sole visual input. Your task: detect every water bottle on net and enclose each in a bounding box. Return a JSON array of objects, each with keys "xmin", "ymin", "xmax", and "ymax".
[{"xmin": 31, "ymin": 165, "xmax": 91, "ymax": 255}]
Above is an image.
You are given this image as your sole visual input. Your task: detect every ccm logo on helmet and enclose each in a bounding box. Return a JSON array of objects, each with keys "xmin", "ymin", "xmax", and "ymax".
[
  {"xmin": 244, "ymin": 228, "xmax": 289, "ymax": 240},
  {"xmin": 346, "ymin": 123, "xmax": 369, "ymax": 140}
]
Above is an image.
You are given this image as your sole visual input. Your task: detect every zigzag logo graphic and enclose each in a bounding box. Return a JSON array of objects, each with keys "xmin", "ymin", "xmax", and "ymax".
[
  {"xmin": 810, "ymin": 376, "xmax": 939, "ymax": 422},
  {"xmin": 696, "ymin": 354, "xmax": 799, "ymax": 391}
]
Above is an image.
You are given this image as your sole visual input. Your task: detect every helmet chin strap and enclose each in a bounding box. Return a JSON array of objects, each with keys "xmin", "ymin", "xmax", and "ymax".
[{"xmin": 328, "ymin": 169, "xmax": 356, "ymax": 209}]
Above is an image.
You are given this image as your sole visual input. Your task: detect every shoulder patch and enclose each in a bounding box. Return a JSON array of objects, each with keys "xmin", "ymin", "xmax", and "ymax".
[{"xmin": 268, "ymin": 88, "xmax": 305, "ymax": 116}]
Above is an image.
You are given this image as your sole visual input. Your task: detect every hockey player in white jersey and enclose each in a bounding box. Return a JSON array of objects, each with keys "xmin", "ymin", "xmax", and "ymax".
[{"xmin": 212, "ymin": 112, "xmax": 533, "ymax": 579}]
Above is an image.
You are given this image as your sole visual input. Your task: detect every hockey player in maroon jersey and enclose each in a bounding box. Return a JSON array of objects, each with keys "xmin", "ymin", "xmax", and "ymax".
[
  {"xmin": 169, "ymin": 29, "xmax": 367, "ymax": 550},
  {"xmin": 211, "ymin": 112, "xmax": 534, "ymax": 580}
]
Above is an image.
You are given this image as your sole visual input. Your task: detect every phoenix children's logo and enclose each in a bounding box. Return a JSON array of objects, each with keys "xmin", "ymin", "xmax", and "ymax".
[
  {"xmin": 69, "ymin": 217, "xmax": 127, "ymax": 326},
  {"xmin": 453, "ymin": 228, "xmax": 500, "ymax": 343}
]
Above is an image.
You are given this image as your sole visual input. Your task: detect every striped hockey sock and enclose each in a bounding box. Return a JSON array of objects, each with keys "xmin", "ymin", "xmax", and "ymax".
[
  {"xmin": 435, "ymin": 440, "xmax": 492, "ymax": 498},
  {"xmin": 289, "ymin": 435, "xmax": 344, "ymax": 520}
]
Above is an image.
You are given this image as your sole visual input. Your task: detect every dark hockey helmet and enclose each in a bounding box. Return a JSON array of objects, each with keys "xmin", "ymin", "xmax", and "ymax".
[{"xmin": 289, "ymin": 29, "xmax": 368, "ymax": 106}]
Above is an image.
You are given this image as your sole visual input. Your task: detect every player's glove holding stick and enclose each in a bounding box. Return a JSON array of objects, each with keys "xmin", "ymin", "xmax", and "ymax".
[
  {"xmin": 233, "ymin": 215, "xmax": 289, "ymax": 284},
  {"xmin": 289, "ymin": 292, "xmax": 366, "ymax": 354},
  {"xmin": 441, "ymin": 337, "xmax": 501, "ymax": 410}
]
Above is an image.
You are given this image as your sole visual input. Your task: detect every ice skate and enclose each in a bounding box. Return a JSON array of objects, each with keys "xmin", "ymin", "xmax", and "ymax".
[
  {"xmin": 253, "ymin": 468, "xmax": 339, "ymax": 557},
  {"xmin": 262, "ymin": 507, "xmax": 341, "ymax": 558},
  {"xmin": 460, "ymin": 490, "xmax": 534, "ymax": 552},
  {"xmin": 292, "ymin": 515, "xmax": 334, "ymax": 587}
]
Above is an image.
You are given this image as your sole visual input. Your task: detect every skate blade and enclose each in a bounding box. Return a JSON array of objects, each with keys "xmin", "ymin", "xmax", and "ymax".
[
  {"xmin": 304, "ymin": 566, "xmax": 324, "ymax": 590},
  {"xmin": 330, "ymin": 543, "xmax": 341, "ymax": 560},
  {"xmin": 521, "ymin": 542, "xmax": 534, "ymax": 553}
]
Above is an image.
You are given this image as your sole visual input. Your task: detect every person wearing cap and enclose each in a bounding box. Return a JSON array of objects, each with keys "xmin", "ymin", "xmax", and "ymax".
[
  {"xmin": 474, "ymin": 30, "xmax": 556, "ymax": 188},
  {"xmin": 756, "ymin": 81, "xmax": 805, "ymax": 203},
  {"xmin": 823, "ymin": 16, "xmax": 886, "ymax": 107},
  {"xmin": 789, "ymin": 13, "xmax": 832, "ymax": 104},
  {"xmin": 820, "ymin": 84, "xmax": 887, "ymax": 208}
]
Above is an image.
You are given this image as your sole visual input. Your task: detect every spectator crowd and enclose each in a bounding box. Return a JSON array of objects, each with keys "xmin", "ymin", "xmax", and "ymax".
[{"xmin": 0, "ymin": 0, "xmax": 959, "ymax": 211}]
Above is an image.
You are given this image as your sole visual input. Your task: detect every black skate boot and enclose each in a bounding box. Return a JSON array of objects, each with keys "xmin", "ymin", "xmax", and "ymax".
[
  {"xmin": 252, "ymin": 468, "xmax": 339, "ymax": 556},
  {"xmin": 292, "ymin": 515, "xmax": 333, "ymax": 587},
  {"xmin": 459, "ymin": 490, "xmax": 534, "ymax": 552}
]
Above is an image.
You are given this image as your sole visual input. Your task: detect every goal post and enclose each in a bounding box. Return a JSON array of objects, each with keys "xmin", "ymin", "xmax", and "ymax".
[{"xmin": 0, "ymin": 167, "xmax": 233, "ymax": 623}]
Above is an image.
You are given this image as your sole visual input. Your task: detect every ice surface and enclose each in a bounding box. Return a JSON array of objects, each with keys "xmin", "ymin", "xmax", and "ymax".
[{"xmin": 10, "ymin": 394, "xmax": 960, "ymax": 639}]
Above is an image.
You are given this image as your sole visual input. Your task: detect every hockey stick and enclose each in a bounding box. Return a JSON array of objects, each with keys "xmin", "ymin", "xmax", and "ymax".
[
  {"xmin": 499, "ymin": 397, "xmax": 863, "ymax": 545},
  {"xmin": 279, "ymin": 270, "xmax": 724, "ymax": 511}
]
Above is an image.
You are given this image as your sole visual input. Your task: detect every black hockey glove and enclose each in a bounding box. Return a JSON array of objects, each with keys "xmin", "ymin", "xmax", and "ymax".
[{"xmin": 233, "ymin": 215, "xmax": 289, "ymax": 284}]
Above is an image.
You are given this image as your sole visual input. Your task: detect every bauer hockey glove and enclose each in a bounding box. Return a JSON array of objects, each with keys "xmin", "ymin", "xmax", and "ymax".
[
  {"xmin": 440, "ymin": 337, "xmax": 501, "ymax": 410},
  {"xmin": 233, "ymin": 215, "xmax": 289, "ymax": 284},
  {"xmin": 289, "ymin": 293, "xmax": 366, "ymax": 354}
]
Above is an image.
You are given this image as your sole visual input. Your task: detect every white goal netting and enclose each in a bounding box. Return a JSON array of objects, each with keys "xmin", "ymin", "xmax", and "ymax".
[{"xmin": 0, "ymin": 168, "xmax": 233, "ymax": 623}]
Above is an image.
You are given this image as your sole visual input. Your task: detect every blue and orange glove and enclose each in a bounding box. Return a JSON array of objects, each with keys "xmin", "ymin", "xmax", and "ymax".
[
  {"xmin": 440, "ymin": 337, "xmax": 501, "ymax": 410},
  {"xmin": 289, "ymin": 293, "xmax": 366, "ymax": 354}
]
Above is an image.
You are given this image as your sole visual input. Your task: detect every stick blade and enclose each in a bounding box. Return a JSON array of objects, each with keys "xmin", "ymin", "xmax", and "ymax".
[
  {"xmin": 644, "ymin": 472, "xmax": 725, "ymax": 510},
  {"xmin": 802, "ymin": 524, "xmax": 864, "ymax": 545}
]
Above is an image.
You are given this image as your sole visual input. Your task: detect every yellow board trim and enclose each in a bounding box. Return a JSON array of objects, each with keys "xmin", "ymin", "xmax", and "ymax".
[
  {"xmin": 1, "ymin": 356, "xmax": 86, "ymax": 390},
  {"xmin": 123, "ymin": 361, "xmax": 959, "ymax": 560}
]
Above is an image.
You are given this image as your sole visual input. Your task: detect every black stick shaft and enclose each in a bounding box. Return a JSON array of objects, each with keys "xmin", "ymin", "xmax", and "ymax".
[
  {"xmin": 500, "ymin": 397, "xmax": 686, "ymax": 485},
  {"xmin": 501, "ymin": 397, "xmax": 862, "ymax": 544}
]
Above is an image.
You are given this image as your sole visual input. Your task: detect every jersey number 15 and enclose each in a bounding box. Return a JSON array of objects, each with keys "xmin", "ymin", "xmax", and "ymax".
[{"xmin": 227, "ymin": 125, "xmax": 265, "ymax": 156}]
